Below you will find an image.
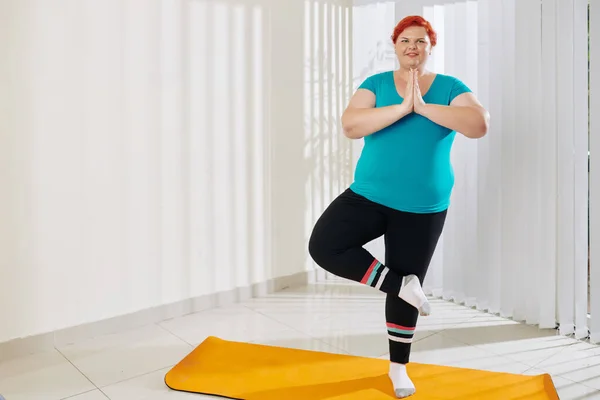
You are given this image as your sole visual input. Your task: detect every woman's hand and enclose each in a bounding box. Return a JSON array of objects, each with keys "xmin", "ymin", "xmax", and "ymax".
[
  {"xmin": 413, "ymin": 70, "xmax": 426, "ymax": 114},
  {"xmin": 400, "ymin": 69, "xmax": 415, "ymax": 116}
]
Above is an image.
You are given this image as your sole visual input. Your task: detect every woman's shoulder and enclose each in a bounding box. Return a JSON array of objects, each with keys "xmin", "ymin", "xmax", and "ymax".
[
  {"xmin": 358, "ymin": 70, "xmax": 394, "ymax": 93},
  {"xmin": 430, "ymin": 73, "xmax": 471, "ymax": 91},
  {"xmin": 430, "ymin": 73, "xmax": 473, "ymax": 102},
  {"xmin": 361, "ymin": 70, "xmax": 393, "ymax": 83},
  {"xmin": 431, "ymin": 73, "xmax": 465, "ymax": 85}
]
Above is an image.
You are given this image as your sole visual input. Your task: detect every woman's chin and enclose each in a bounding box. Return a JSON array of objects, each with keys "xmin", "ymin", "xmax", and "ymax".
[{"xmin": 400, "ymin": 60, "xmax": 421, "ymax": 69}]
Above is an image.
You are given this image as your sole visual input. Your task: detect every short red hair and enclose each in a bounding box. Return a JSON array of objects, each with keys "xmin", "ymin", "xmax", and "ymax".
[{"xmin": 391, "ymin": 16, "xmax": 437, "ymax": 47}]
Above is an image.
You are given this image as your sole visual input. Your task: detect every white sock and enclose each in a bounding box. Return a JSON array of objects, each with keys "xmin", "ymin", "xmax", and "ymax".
[
  {"xmin": 388, "ymin": 362, "xmax": 416, "ymax": 398},
  {"xmin": 398, "ymin": 275, "xmax": 430, "ymax": 316}
]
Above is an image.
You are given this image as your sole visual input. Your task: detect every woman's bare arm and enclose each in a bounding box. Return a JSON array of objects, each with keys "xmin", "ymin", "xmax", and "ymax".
[
  {"xmin": 414, "ymin": 92, "xmax": 490, "ymax": 139},
  {"xmin": 341, "ymin": 88, "xmax": 412, "ymax": 139}
]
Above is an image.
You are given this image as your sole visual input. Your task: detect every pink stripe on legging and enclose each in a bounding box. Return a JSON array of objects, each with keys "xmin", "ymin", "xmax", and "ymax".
[
  {"xmin": 386, "ymin": 322, "xmax": 415, "ymax": 331},
  {"xmin": 360, "ymin": 259, "xmax": 379, "ymax": 284}
]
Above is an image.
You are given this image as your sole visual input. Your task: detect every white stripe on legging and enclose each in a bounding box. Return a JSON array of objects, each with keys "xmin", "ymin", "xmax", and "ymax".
[
  {"xmin": 375, "ymin": 267, "xmax": 389, "ymax": 290},
  {"xmin": 388, "ymin": 334, "xmax": 412, "ymax": 344}
]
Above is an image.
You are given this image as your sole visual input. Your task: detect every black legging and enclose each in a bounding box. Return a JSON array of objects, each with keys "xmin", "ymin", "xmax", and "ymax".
[{"xmin": 308, "ymin": 188, "xmax": 447, "ymax": 364}]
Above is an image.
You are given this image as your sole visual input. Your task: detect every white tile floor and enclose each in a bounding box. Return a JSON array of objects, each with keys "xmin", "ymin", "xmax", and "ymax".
[{"xmin": 2, "ymin": 279, "xmax": 600, "ymax": 399}]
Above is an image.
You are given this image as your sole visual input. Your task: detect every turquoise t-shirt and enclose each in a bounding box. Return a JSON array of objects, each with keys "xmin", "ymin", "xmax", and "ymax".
[{"xmin": 349, "ymin": 71, "xmax": 472, "ymax": 213}]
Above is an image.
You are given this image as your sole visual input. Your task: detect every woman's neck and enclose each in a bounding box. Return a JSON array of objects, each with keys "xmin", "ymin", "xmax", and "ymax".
[{"xmin": 396, "ymin": 67, "xmax": 427, "ymax": 81}]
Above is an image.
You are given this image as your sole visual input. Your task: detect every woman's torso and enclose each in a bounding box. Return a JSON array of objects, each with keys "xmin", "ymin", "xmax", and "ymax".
[{"xmin": 350, "ymin": 71, "xmax": 470, "ymax": 213}]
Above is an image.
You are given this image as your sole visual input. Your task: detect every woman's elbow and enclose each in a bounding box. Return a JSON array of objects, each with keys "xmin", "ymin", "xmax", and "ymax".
[
  {"xmin": 479, "ymin": 110, "xmax": 491, "ymax": 137},
  {"xmin": 466, "ymin": 109, "xmax": 490, "ymax": 139},
  {"xmin": 342, "ymin": 126, "xmax": 361, "ymax": 139},
  {"xmin": 341, "ymin": 116, "xmax": 360, "ymax": 139}
]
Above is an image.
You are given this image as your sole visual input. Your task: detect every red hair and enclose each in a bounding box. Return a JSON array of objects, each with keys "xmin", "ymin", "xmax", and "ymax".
[{"xmin": 391, "ymin": 16, "xmax": 437, "ymax": 47}]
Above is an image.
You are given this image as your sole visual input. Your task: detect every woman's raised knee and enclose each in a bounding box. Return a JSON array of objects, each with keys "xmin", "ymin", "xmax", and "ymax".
[{"xmin": 308, "ymin": 228, "xmax": 330, "ymax": 266}]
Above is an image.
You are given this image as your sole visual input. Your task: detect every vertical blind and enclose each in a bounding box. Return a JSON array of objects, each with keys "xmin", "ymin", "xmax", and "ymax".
[{"xmin": 350, "ymin": 0, "xmax": 596, "ymax": 340}]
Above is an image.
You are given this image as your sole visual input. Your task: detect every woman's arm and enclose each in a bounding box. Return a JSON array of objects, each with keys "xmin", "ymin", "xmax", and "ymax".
[
  {"xmin": 414, "ymin": 90, "xmax": 490, "ymax": 139},
  {"xmin": 342, "ymin": 77, "xmax": 414, "ymax": 139}
]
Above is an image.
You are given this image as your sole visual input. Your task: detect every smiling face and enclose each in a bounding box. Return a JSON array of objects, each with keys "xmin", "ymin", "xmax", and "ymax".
[{"xmin": 394, "ymin": 25, "xmax": 432, "ymax": 70}]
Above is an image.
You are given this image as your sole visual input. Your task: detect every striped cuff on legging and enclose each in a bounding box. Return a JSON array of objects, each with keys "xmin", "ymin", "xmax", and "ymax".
[
  {"xmin": 386, "ymin": 322, "xmax": 415, "ymax": 344},
  {"xmin": 360, "ymin": 259, "xmax": 389, "ymax": 290}
]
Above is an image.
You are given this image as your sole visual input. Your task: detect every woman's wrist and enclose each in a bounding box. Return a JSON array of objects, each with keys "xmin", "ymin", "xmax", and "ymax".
[
  {"xmin": 397, "ymin": 103, "xmax": 412, "ymax": 119},
  {"xmin": 414, "ymin": 102, "xmax": 430, "ymax": 116}
]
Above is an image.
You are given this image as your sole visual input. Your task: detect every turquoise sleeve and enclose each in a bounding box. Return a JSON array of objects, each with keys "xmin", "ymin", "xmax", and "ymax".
[
  {"xmin": 358, "ymin": 75, "xmax": 377, "ymax": 94},
  {"xmin": 449, "ymin": 77, "xmax": 472, "ymax": 103}
]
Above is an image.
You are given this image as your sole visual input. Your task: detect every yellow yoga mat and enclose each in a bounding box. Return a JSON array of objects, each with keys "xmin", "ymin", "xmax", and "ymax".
[{"xmin": 165, "ymin": 336, "xmax": 559, "ymax": 400}]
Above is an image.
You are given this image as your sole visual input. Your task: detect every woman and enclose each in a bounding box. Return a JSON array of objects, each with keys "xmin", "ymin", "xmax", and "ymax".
[{"xmin": 308, "ymin": 15, "xmax": 489, "ymax": 398}]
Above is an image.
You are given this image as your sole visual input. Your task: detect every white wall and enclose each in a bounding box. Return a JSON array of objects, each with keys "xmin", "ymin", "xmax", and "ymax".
[{"xmin": 0, "ymin": 0, "xmax": 353, "ymax": 343}]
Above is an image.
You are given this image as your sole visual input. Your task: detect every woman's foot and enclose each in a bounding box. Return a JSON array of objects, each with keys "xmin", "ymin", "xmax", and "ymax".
[
  {"xmin": 389, "ymin": 362, "xmax": 416, "ymax": 398},
  {"xmin": 398, "ymin": 274, "xmax": 430, "ymax": 316}
]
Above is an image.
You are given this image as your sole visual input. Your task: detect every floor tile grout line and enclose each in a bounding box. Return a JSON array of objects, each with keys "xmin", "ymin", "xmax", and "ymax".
[
  {"xmin": 242, "ymin": 304, "xmax": 355, "ymax": 356},
  {"xmin": 437, "ymin": 323, "xmax": 578, "ymax": 373},
  {"xmin": 99, "ymin": 389, "xmax": 110, "ymax": 400},
  {"xmin": 60, "ymin": 388, "xmax": 111, "ymax": 400},
  {"xmin": 52, "ymin": 324, "xmax": 188, "ymax": 398},
  {"xmin": 431, "ymin": 315, "xmax": 538, "ymax": 365},
  {"xmin": 434, "ymin": 335, "xmax": 546, "ymax": 370},
  {"xmin": 95, "ymin": 364, "xmax": 178, "ymax": 390},
  {"xmin": 59, "ymin": 363, "xmax": 183, "ymax": 397},
  {"xmin": 155, "ymin": 321, "xmax": 197, "ymax": 348},
  {"xmin": 524, "ymin": 344, "xmax": 600, "ymax": 393},
  {"xmin": 521, "ymin": 341, "xmax": 582, "ymax": 372},
  {"xmin": 573, "ymin": 378, "xmax": 600, "ymax": 392},
  {"xmin": 60, "ymin": 388, "xmax": 110, "ymax": 400},
  {"xmin": 544, "ymin": 369, "xmax": 600, "ymax": 393},
  {"xmin": 54, "ymin": 346, "xmax": 102, "ymax": 394}
]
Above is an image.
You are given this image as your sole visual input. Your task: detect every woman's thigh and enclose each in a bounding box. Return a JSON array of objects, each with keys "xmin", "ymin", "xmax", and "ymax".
[
  {"xmin": 383, "ymin": 208, "xmax": 447, "ymax": 281},
  {"xmin": 309, "ymin": 188, "xmax": 388, "ymax": 254}
]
